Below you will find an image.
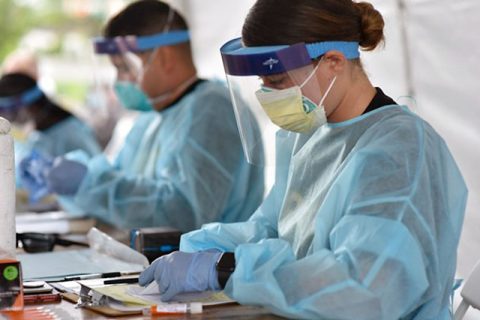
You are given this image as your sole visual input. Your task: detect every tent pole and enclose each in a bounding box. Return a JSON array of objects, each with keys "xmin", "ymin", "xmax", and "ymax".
[{"xmin": 397, "ymin": 0, "xmax": 415, "ymax": 99}]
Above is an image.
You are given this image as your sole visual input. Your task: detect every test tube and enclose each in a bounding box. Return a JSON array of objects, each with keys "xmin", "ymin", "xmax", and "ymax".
[{"xmin": 142, "ymin": 303, "xmax": 203, "ymax": 316}]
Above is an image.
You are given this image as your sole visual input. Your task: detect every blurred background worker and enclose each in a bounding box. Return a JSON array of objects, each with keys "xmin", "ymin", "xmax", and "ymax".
[
  {"xmin": 1, "ymin": 49, "xmax": 122, "ymax": 152},
  {"xmin": 0, "ymin": 72, "xmax": 101, "ymax": 205},
  {"xmin": 2, "ymin": 50, "xmax": 39, "ymax": 80},
  {"xmin": 138, "ymin": 0, "xmax": 467, "ymax": 319},
  {"xmin": 20, "ymin": 0, "xmax": 264, "ymax": 232}
]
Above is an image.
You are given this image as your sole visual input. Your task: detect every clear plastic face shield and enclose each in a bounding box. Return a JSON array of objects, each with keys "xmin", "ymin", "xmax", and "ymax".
[
  {"xmin": 220, "ymin": 38, "xmax": 360, "ymax": 166},
  {"xmin": 91, "ymin": 9, "xmax": 190, "ymax": 112}
]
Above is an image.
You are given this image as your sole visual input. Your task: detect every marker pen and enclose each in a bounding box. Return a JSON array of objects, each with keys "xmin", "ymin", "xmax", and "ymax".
[
  {"xmin": 103, "ymin": 276, "xmax": 139, "ymax": 285},
  {"xmin": 142, "ymin": 303, "xmax": 203, "ymax": 316},
  {"xmin": 64, "ymin": 272, "xmax": 123, "ymax": 281}
]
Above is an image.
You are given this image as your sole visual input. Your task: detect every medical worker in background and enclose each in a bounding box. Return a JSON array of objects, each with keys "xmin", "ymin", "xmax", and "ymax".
[
  {"xmin": 2, "ymin": 50, "xmax": 39, "ymax": 80},
  {"xmin": 138, "ymin": 0, "xmax": 468, "ymax": 319},
  {"xmin": 21, "ymin": 0, "xmax": 264, "ymax": 232},
  {"xmin": 0, "ymin": 72, "xmax": 101, "ymax": 203}
]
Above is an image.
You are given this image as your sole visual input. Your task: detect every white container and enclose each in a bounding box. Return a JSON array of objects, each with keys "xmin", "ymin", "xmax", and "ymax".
[{"xmin": 0, "ymin": 117, "xmax": 16, "ymax": 259}]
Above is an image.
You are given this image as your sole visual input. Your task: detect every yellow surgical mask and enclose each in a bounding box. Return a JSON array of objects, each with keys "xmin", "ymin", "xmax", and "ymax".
[
  {"xmin": 10, "ymin": 121, "xmax": 34, "ymax": 142},
  {"xmin": 255, "ymin": 86, "xmax": 326, "ymax": 133},
  {"xmin": 255, "ymin": 65, "xmax": 336, "ymax": 133}
]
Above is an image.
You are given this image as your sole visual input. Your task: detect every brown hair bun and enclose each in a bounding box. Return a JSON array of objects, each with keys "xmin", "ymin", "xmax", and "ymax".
[{"xmin": 355, "ymin": 1, "xmax": 385, "ymax": 51}]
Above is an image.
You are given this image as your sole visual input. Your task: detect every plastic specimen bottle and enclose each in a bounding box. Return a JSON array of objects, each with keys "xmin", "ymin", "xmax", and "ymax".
[{"xmin": 0, "ymin": 117, "xmax": 23, "ymax": 311}]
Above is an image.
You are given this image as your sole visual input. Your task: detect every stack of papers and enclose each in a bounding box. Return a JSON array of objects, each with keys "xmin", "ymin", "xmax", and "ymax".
[
  {"xmin": 128, "ymin": 282, "xmax": 235, "ymax": 306},
  {"xmin": 78, "ymin": 281, "xmax": 235, "ymax": 312},
  {"xmin": 16, "ymin": 211, "xmax": 95, "ymax": 234}
]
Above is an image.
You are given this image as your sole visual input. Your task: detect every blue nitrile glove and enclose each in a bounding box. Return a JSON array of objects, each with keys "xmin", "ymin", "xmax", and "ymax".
[
  {"xmin": 19, "ymin": 150, "xmax": 54, "ymax": 202},
  {"xmin": 46, "ymin": 157, "xmax": 88, "ymax": 195},
  {"xmin": 138, "ymin": 250, "xmax": 222, "ymax": 301}
]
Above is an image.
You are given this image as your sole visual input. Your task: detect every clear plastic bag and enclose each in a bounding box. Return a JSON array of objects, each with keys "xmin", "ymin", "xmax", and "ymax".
[{"xmin": 87, "ymin": 227, "xmax": 149, "ymax": 268}]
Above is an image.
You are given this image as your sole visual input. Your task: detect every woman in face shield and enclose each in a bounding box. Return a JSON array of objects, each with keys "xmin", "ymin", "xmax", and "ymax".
[
  {"xmin": 138, "ymin": 0, "xmax": 468, "ymax": 319},
  {"xmin": 0, "ymin": 73, "xmax": 101, "ymax": 205}
]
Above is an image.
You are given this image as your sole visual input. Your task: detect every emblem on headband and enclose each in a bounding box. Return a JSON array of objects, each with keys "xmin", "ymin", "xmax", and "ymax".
[{"xmin": 263, "ymin": 58, "xmax": 279, "ymax": 70}]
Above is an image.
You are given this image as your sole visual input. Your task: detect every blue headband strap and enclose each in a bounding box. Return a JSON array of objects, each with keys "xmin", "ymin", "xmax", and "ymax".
[
  {"xmin": 137, "ymin": 31, "xmax": 190, "ymax": 50},
  {"xmin": 94, "ymin": 30, "xmax": 190, "ymax": 54},
  {"xmin": 0, "ymin": 85, "xmax": 43, "ymax": 110},
  {"xmin": 306, "ymin": 41, "xmax": 360, "ymax": 60},
  {"xmin": 221, "ymin": 38, "xmax": 360, "ymax": 76}
]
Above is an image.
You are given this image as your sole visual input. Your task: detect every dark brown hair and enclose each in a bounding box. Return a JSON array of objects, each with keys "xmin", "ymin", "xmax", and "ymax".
[
  {"xmin": 104, "ymin": 0, "xmax": 191, "ymax": 55},
  {"xmin": 242, "ymin": 0, "xmax": 384, "ymax": 52},
  {"xmin": 0, "ymin": 73, "xmax": 38, "ymax": 95},
  {"xmin": 0, "ymin": 73, "xmax": 71, "ymax": 130},
  {"xmin": 104, "ymin": 0, "xmax": 188, "ymax": 38}
]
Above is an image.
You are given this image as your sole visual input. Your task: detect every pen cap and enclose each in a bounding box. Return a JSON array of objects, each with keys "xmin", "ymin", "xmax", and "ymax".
[
  {"xmin": 0, "ymin": 117, "xmax": 16, "ymax": 259},
  {"xmin": 189, "ymin": 302, "xmax": 203, "ymax": 314}
]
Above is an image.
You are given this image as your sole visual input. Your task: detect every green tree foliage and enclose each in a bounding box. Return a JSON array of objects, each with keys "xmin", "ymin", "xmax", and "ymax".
[
  {"xmin": 0, "ymin": 0, "xmax": 34, "ymax": 61},
  {"xmin": 0, "ymin": 0, "xmax": 104, "ymax": 61}
]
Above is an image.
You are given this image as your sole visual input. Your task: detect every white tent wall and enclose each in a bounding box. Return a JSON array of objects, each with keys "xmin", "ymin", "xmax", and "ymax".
[
  {"xmin": 170, "ymin": 0, "xmax": 257, "ymax": 79},
  {"xmin": 173, "ymin": 0, "xmax": 479, "ymax": 316},
  {"xmin": 406, "ymin": 0, "xmax": 480, "ymax": 278},
  {"xmin": 363, "ymin": 1, "xmax": 480, "ymax": 317},
  {"xmin": 365, "ymin": 0, "xmax": 480, "ymax": 271}
]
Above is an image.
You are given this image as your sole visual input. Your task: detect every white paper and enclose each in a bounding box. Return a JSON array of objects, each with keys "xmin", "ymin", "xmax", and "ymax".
[
  {"xmin": 17, "ymin": 219, "xmax": 71, "ymax": 234},
  {"xmin": 127, "ymin": 283, "xmax": 235, "ymax": 306},
  {"xmin": 16, "ymin": 211, "xmax": 69, "ymax": 223},
  {"xmin": 138, "ymin": 281, "xmax": 160, "ymax": 295},
  {"xmin": 18, "ymin": 249, "xmax": 145, "ymax": 280},
  {"xmin": 16, "ymin": 211, "xmax": 94, "ymax": 234}
]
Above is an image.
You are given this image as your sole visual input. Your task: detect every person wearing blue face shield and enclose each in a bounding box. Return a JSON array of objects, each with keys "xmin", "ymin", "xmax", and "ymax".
[
  {"xmin": 20, "ymin": 0, "xmax": 264, "ymax": 232},
  {"xmin": 137, "ymin": 0, "xmax": 468, "ymax": 319},
  {"xmin": 0, "ymin": 72, "xmax": 101, "ymax": 204}
]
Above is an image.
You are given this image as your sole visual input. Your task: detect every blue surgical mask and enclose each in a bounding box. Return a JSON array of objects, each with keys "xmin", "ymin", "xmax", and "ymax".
[{"xmin": 113, "ymin": 81, "xmax": 153, "ymax": 112}]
